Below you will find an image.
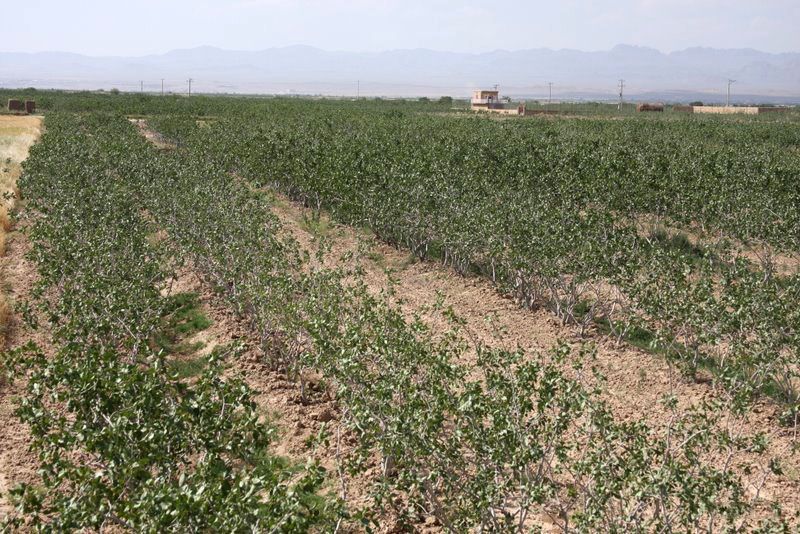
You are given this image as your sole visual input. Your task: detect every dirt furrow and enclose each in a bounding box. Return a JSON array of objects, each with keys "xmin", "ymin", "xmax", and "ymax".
[
  {"xmin": 164, "ymin": 258, "xmax": 394, "ymax": 527},
  {"xmin": 0, "ymin": 230, "xmax": 52, "ymax": 519},
  {"xmin": 269, "ymin": 193, "xmax": 800, "ymax": 522},
  {"xmin": 0, "ymin": 115, "xmax": 45, "ymax": 520}
]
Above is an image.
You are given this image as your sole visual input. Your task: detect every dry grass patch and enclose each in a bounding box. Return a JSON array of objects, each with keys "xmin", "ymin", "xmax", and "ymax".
[
  {"xmin": 128, "ymin": 118, "xmax": 177, "ymax": 150},
  {"xmin": 0, "ymin": 115, "xmax": 41, "ymax": 345}
]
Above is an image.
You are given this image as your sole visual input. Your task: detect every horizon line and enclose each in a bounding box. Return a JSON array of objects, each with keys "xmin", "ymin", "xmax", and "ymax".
[{"xmin": 3, "ymin": 43, "xmax": 800, "ymax": 58}]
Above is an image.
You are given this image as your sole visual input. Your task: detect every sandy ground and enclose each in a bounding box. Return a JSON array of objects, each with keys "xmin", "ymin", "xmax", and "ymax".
[
  {"xmin": 0, "ymin": 115, "xmax": 43, "ymax": 520},
  {"xmin": 0, "ymin": 230, "xmax": 54, "ymax": 520},
  {"xmin": 0, "ymin": 115, "xmax": 41, "ymax": 258},
  {"xmin": 0, "ymin": 116, "xmax": 41, "ymax": 164},
  {"xmin": 129, "ymin": 119, "xmax": 176, "ymax": 150}
]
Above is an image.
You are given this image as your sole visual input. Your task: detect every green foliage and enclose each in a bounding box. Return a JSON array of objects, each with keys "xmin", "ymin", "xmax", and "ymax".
[
  {"xmin": 149, "ymin": 99, "xmax": 800, "ymax": 413},
  {"xmin": 169, "ymin": 353, "xmax": 209, "ymax": 378},
  {"xmin": 68, "ymin": 112, "xmax": 779, "ymax": 530},
  {"xmin": 648, "ymin": 228, "xmax": 708, "ymax": 261},
  {"xmin": 1, "ymin": 113, "xmax": 335, "ymax": 531},
  {"xmin": 155, "ymin": 292, "xmax": 212, "ymax": 354},
  {"xmin": 2, "ymin": 97, "xmax": 796, "ymax": 530}
]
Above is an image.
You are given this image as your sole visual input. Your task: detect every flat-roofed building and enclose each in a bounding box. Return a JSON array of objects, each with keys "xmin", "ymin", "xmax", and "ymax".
[{"xmin": 471, "ymin": 89, "xmax": 502, "ymax": 110}]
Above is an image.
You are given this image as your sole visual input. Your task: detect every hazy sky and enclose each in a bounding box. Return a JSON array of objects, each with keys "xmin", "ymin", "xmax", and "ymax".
[{"xmin": 5, "ymin": 0, "xmax": 800, "ymax": 55}]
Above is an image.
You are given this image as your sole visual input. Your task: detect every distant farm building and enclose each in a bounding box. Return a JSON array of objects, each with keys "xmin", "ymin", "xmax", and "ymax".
[
  {"xmin": 637, "ymin": 103, "xmax": 664, "ymax": 112},
  {"xmin": 680, "ymin": 105, "xmax": 789, "ymax": 115},
  {"xmin": 471, "ymin": 89, "xmax": 503, "ymax": 110},
  {"xmin": 471, "ymin": 90, "xmax": 560, "ymax": 117},
  {"xmin": 6, "ymin": 99, "xmax": 35, "ymax": 114}
]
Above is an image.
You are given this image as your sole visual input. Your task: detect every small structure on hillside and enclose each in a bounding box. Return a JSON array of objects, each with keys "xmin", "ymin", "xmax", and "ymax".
[
  {"xmin": 7, "ymin": 99, "xmax": 23, "ymax": 112},
  {"xmin": 471, "ymin": 89, "xmax": 503, "ymax": 110},
  {"xmin": 24, "ymin": 100, "xmax": 35, "ymax": 113}
]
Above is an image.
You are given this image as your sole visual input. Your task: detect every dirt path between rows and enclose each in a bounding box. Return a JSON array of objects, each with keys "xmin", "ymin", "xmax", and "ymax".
[
  {"xmin": 268, "ymin": 193, "xmax": 800, "ymax": 525},
  {"xmin": 164, "ymin": 256, "xmax": 405, "ymax": 530},
  {"xmin": 0, "ymin": 230, "xmax": 55, "ymax": 520},
  {"xmin": 0, "ymin": 114, "xmax": 46, "ymax": 520}
]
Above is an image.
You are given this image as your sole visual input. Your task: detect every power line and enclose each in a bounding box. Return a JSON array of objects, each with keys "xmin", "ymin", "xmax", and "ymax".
[{"xmin": 726, "ymin": 79, "xmax": 736, "ymax": 107}]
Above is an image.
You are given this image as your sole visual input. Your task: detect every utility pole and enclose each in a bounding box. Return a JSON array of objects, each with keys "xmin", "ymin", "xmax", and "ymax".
[
  {"xmin": 140, "ymin": 80, "xmax": 144, "ymax": 93},
  {"xmin": 188, "ymin": 78, "xmax": 193, "ymax": 96},
  {"xmin": 548, "ymin": 82, "xmax": 553, "ymax": 105},
  {"xmin": 161, "ymin": 78, "xmax": 164, "ymax": 96},
  {"xmin": 726, "ymin": 79, "xmax": 736, "ymax": 107},
  {"xmin": 357, "ymin": 80, "xmax": 360, "ymax": 99},
  {"xmin": 617, "ymin": 79, "xmax": 625, "ymax": 111}
]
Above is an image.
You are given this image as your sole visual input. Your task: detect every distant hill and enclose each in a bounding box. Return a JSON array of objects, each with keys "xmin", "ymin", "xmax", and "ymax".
[{"xmin": 1, "ymin": 44, "xmax": 798, "ymax": 102}]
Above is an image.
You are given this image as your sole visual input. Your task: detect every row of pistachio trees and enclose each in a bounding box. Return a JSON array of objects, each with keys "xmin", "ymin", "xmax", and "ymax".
[
  {"xmin": 147, "ymin": 109, "xmax": 800, "ymax": 423},
  {"xmin": 1, "ymin": 113, "xmax": 332, "ymax": 531},
  {"xmin": 108, "ymin": 113, "xmax": 791, "ymax": 531}
]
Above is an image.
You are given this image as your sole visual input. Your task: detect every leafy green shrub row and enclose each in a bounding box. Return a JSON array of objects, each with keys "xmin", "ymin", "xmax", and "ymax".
[
  {"xmin": 2, "ymin": 113, "xmax": 331, "ymax": 531},
  {"xmin": 3, "ymin": 109, "xmax": 791, "ymax": 530},
  {"xmin": 89, "ymin": 114, "xmax": 788, "ymax": 531},
  {"xmin": 149, "ymin": 108, "xmax": 800, "ymax": 418}
]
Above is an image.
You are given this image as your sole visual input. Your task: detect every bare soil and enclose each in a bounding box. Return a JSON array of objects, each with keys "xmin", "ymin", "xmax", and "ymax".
[
  {"xmin": 0, "ymin": 115, "xmax": 44, "ymax": 520},
  {"xmin": 0, "ymin": 230, "xmax": 52, "ymax": 519},
  {"xmin": 164, "ymin": 260, "xmax": 389, "ymax": 527},
  {"xmin": 128, "ymin": 119, "xmax": 176, "ymax": 150},
  {"xmin": 268, "ymin": 193, "xmax": 800, "ymax": 525}
]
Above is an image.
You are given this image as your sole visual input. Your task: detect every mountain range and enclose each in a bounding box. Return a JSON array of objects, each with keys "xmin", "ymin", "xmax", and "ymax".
[{"xmin": 1, "ymin": 44, "xmax": 798, "ymax": 103}]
